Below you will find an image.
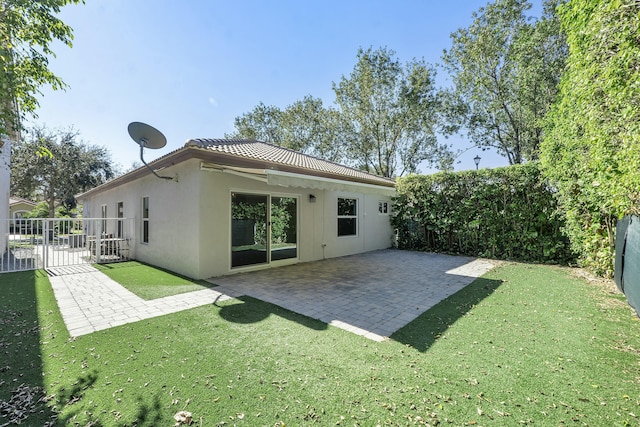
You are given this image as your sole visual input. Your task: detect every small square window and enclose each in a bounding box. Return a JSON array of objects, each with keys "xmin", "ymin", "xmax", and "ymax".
[{"xmin": 378, "ymin": 201, "xmax": 389, "ymax": 214}]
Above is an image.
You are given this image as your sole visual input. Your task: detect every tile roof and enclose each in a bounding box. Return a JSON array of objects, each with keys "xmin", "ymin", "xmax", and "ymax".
[
  {"xmin": 77, "ymin": 138, "xmax": 395, "ymax": 199},
  {"xmin": 185, "ymin": 139, "xmax": 395, "ymax": 186},
  {"xmin": 9, "ymin": 196, "xmax": 37, "ymax": 206}
]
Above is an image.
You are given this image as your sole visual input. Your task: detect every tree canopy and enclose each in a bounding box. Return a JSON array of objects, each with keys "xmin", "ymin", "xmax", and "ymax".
[
  {"xmin": 540, "ymin": 0, "xmax": 640, "ymax": 276},
  {"xmin": 442, "ymin": 0, "xmax": 566, "ymax": 164},
  {"xmin": 10, "ymin": 127, "xmax": 116, "ymax": 217},
  {"xmin": 230, "ymin": 47, "xmax": 449, "ymax": 177},
  {"xmin": 0, "ymin": 0, "xmax": 82, "ymax": 145},
  {"xmin": 332, "ymin": 47, "xmax": 447, "ymax": 177},
  {"xmin": 228, "ymin": 95, "xmax": 341, "ymax": 162}
]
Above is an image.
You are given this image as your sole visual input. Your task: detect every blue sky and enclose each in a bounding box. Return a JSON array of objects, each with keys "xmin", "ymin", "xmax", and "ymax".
[{"xmin": 33, "ymin": 0, "xmax": 543, "ymax": 173}]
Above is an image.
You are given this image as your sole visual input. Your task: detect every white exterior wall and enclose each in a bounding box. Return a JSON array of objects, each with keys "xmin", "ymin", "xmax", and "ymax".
[
  {"xmin": 319, "ymin": 191, "xmax": 395, "ymax": 259},
  {"xmin": 198, "ymin": 169, "xmax": 314, "ymax": 278},
  {"xmin": 82, "ymin": 161, "xmax": 394, "ymax": 279},
  {"xmin": 81, "ymin": 159, "xmax": 202, "ymax": 278}
]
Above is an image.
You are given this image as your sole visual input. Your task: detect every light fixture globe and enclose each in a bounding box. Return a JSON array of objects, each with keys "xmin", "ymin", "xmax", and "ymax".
[{"xmin": 473, "ymin": 155, "xmax": 481, "ymax": 170}]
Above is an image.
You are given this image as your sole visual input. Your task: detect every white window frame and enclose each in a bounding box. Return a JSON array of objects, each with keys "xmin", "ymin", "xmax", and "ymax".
[
  {"xmin": 13, "ymin": 210, "xmax": 28, "ymax": 220},
  {"xmin": 378, "ymin": 201, "xmax": 389, "ymax": 215},
  {"xmin": 116, "ymin": 201, "xmax": 124, "ymax": 238},
  {"xmin": 337, "ymin": 197, "xmax": 358, "ymax": 237},
  {"xmin": 100, "ymin": 205, "xmax": 107, "ymax": 234},
  {"xmin": 141, "ymin": 196, "xmax": 149, "ymax": 244}
]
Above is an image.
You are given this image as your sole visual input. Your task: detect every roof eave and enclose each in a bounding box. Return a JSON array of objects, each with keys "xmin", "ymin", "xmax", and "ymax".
[
  {"xmin": 188, "ymin": 146, "xmax": 395, "ymax": 187},
  {"xmin": 77, "ymin": 145, "xmax": 395, "ymax": 199}
]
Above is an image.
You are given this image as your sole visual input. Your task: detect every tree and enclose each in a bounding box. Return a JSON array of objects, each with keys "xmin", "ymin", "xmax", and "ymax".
[
  {"xmin": 230, "ymin": 47, "xmax": 450, "ymax": 177},
  {"xmin": 442, "ymin": 0, "xmax": 566, "ymax": 164},
  {"xmin": 229, "ymin": 102, "xmax": 284, "ymax": 145},
  {"xmin": 333, "ymin": 47, "xmax": 445, "ymax": 177},
  {"xmin": 10, "ymin": 127, "xmax": 116, "ymax": 217},
  {"xmin": 0, "ymin": 0, "xmax": 83, "ymax": 146},
  {"xmin": 228, "ymin": 95, "xmax": 342, "ymax": 162},
  {"xmin": 540, "ymin": 0, "xmax": 640, "ymax": 276},
  {"xmin": 279, "ymin": 96, "xmax": 343, "ymax": 161}
]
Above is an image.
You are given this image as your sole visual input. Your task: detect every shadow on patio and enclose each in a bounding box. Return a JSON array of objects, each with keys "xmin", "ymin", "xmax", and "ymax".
[{"xmin": 212, "ymin": 249, "xmax": 497, "ymax": 341}]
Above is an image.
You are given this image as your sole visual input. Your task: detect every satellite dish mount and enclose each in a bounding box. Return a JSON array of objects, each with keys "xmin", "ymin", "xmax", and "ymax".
[{"xmin": 127, "ymin": 122, "xmax": 173, "ymax": 180}]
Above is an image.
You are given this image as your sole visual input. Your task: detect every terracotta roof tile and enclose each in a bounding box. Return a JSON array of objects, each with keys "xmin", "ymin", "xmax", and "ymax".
[
  {"xmin": 9, "ymin": 196, "xmax": 37, "ymax": 206},
  {"xmin": 185, "ymin": 139, "xmax": 395, "ymax": 186},
  {"xmin": 77, "ymin": 138, "xmax": 396, "ymax": 199}
]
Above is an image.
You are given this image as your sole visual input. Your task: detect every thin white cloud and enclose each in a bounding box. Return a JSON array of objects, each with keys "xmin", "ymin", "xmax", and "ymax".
[{"xmin": 208, "ymin": 97, "xmax": 219, "ymax": 108}]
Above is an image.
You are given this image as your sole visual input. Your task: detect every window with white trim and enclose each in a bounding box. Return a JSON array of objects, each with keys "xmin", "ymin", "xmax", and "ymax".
[
  {"xmin": 141, "ymin": 197, "xmax": 149, "ymax": 244},
  {"xmin": 116, "ymin": 201, "xmax": 124, "ymax": 238},
  {"xmin": 337, "ymin": 197, "xmax": 357, "ymax": 236},
  {"xmin": 378, "ymin": 201, "xmax": 389, "ymax": 215},
  {"xmin": 101, "ymin": 205, "xmax": 107, "ymax": 234}
]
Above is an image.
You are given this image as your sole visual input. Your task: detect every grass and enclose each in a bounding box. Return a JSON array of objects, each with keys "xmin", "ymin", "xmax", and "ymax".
[
  {"xmin": 93, "ymin": 261, "xmax": 217, "ymax": 300},
  {"xmin": 1, "ymin": 262, "xmax": 639, "ymax": 426}
]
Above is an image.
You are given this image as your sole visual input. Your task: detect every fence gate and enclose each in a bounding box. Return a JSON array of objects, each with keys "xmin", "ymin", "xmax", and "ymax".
[{"xmin": 1, "ymin": 218, "xmax": 134, "ymax": 273}]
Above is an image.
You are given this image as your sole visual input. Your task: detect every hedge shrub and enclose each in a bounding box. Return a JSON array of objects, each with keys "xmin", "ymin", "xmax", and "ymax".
[
  {"xmin": 392, "ymin": 163, "xmax": 575, "ymax": 264},
  {"xmin": 539, "ymin": 0, "xmax": 640, "ymax": 277}
]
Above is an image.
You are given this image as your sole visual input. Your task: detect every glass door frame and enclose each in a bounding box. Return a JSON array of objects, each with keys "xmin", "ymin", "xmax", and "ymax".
[
  {"xmin": 269, "ymin": 194, "xmax": 299, "ymax": 265},
  {"xmin": 230, "ymin": 190, "xmax": 299, "ymax": 270}
]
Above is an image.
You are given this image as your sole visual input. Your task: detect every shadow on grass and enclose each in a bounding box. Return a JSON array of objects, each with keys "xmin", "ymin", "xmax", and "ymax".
[
  {"xmin": 53, "ymin": 376, "xmax": 164, "ymax": 426},
  {"xmin": 132, "ymin": 393, "xmax": 164, "ymax": 427},
  {"xmin": 0, "ymin": 270, "xmax": 57, "ymax": 425},
  {"xmin": 52, "ymin": 371, "xmax": 100, "ymax": 426},
  {"xmin": 218, "ymin": 296, "xmax": 328, "ymax": 331},
  {"xmin": 54, "ymin": 370, "xmax": 99, "ymax": 407},
  {"xmin": 0, "ymin": 271, "xmax": 108, "ymax": 426},
  {"xmin": 391, "ymin": 277, "xmax": 503, "ymax": 352}
]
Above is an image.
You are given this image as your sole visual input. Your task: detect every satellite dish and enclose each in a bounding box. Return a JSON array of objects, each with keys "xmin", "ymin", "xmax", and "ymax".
[
  {"xmin": 128, "ymin": 122, "xmax": 167, "ymax": 149},
  {"xmin": 127, "ymin": 122, "xmax": 173, "ymax": 180}
]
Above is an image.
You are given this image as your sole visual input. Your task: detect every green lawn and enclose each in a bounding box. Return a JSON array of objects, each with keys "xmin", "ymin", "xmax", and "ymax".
[
  {"xmin": 1, "ymin": 262, "xmax": 639, "ymax": 426},
  {"xmin": 94, "ymin": 261, "xmax": 217, "ymax": 300}
]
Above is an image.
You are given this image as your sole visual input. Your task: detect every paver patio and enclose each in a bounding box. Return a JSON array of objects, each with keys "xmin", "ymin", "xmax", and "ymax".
[
  {"xmin": 47, "ymin": 250, "xmax": 494, "ymax": 341},
  {"xmin": 213, "ymin": 250, "xmax": 495, "ymax": 341}
]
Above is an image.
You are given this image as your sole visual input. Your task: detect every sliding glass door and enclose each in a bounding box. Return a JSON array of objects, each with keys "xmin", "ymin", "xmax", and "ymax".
[
  {"xmin": 231, "ymin": 193, "xmax": 268, "ymax": 267},
  {"xmin": 270, "ymin": 196, "xmax": 297, "ymax": 262},
  {"xmin": 231, "ymin": 193, "xmax": 298, "ymax": 268}
]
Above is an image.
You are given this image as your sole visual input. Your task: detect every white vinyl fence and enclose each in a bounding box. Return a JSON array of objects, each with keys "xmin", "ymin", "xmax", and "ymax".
[{"xmin": 1, "ymin": 217, "xmax": 134, "ymax": 273}]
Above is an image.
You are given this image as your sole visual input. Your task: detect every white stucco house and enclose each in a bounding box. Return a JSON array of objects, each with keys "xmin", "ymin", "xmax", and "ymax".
[
  {"xmin": 9, "ymin": 196, "xmax": 37, "ymax": 219},
  {"xmin": 77, "ymin": 139, "xmax": 396, "ymax": 279}
]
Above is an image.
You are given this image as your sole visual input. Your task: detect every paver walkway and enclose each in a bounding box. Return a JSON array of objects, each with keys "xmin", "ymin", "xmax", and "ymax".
[
  {"xmin": 47, "ymin": 264, "xmax": 233, "ymax": 337},
  {"xmin": 47, "ymin": 250, "xmax": 495, "ymax": 341}
]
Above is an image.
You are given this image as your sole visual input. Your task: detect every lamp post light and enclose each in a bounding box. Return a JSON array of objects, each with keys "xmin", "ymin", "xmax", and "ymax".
[{"xmin": 473, "ymin": 155, "xmax": 481, "ymax": 170}]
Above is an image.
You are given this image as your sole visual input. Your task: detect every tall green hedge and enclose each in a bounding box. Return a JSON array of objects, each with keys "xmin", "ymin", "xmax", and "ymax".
[
  {"xmin": 539, "ymin": 0, "xmax": 640, "ymax": 277},
  {"xmin": 392, "ymin": 163, "xmax": 575, "ymax": 264}
]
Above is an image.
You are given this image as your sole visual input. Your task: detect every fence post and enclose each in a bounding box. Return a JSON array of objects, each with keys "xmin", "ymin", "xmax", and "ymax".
[
  {"xmin": 96, "ymin": 230, "xmax": 101, "ymax": 264},
  {"xmin": 1, "ymin": 219, "xmax": 6, "ymax": 271},
  {"xmin": 43, "ymin": 220, "xmax": 49, "ymax": 268}
]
